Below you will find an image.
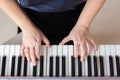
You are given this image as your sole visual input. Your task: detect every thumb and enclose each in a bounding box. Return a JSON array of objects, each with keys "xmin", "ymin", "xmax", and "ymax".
[
  {"xmin": 42, "ymin": 36, "xmax": 50, "ymax": 48},
  {"xmin": 59, "ymin": 36, "xmax": 70, "ymax": 45}
]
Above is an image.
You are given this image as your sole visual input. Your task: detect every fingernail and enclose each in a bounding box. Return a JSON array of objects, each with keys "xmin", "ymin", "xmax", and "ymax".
[
  {"xmin": 21, "ymin": 54, "xmax": 23, "ymax": 57},
  {"xmin": 74, "ymin": 55, "xmax": 77, "ymax": 59},
  {"xmin": 74, "ymin": 57, "xmax": 77, "ymax": 59},
  {"xmin": 59, "ymin": 43, "xmax": 62, "ymax": 45},
  {"xmin": 37, "ymin": 57, "xmax": 40, "ymax": 60},
  {"xmin": 81, "ymin": 59, "xmax": 83, "ymax": 62},
  {"xmin": 33, "ymin": 63, "xmax": 36, "ymax": 66},
  {"xmin": 28, "ymin": 59, "xmax": 31, "ymax": 62},
  {"xmin": 48, "ymin": 45, "xmax": 50, "ymax": 48}
]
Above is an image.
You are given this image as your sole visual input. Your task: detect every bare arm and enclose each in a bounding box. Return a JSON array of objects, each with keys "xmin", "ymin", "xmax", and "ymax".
[
  {"xmin": 0, "ymin": 0, "xmax": 50, "ymax": 66},
  {"xmin": 0, "ymin": 0, "xmax": 34, "ymax": 31},
  {"xmin": 60, "ymin": 0, "xmax": 106, "ymax": 61},
  {"xmin": 76, "ymin": 0, "xmax": 106, "ymax": 28}
]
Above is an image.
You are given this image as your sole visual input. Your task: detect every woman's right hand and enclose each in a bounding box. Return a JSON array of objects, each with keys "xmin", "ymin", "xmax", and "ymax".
[
  {"xmin": 0, "ymin": 0, "xmax": 50, "ymax": 66},
  {"xmin": 20, "ymin": 26, "xmax": 50, "ymax": 66}
]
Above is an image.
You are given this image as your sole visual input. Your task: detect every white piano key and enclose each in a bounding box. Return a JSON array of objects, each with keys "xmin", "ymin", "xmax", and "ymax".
[
  {"xmin": 59, "ymin": 56, "xmax": 62, "ymax": 77},
  {"xmin": 84, "ymin": 57, "xmax": 88, "ymax": 76},
  {"xmin": 29, "ymin": 62, "xmax": 33, "ymax": 76},
  {"xmin": 116, "ymin": 45, "xmax": 120, "ymax": 68},
  {"xmin": 116, "ymin": 45, "xmax": 120, "ymax": 55},
  {"xmin": 99, "ymin": 45, "xmax": 106, "ymax": 76},
  {"xmin": 15, "ymin": 45, "xmax": 20, "ymax": 55},
  {"xmin": 58, "ymin": 45, "xmax": 62, "ymax": 76},
  {"xmin": 59, "ymin": 56, "xmax": 62, "ymax": 76},
  {"xmin": 96, "ymin": 47, "xmax": 100, "ymax": 76},
  {"xmin": 82, "ymin": 59, "xmax": 85, "ymax": 76},
  {"xmin": 46, "ymin": 48, "xmax": 49, "ymax": 76},
  {"xmin": 27, "ymin": 62, "xmax": 33, "ymax": 77},
  {"xmin": 8, "ymin": 45, "xmax": 15, "ymax": 76},
  {"xmin": 68, "ymin": 45, "xmax": 73, "ymax": 76},
  {"xmin": 0, "ymin": 45, "xmax": 5, "ymax": 56},
  {"xmin": 63, "ymin": 45, "xmax": 68, "ymax": 76},
  {"xmin": 90, "ymin": 50, "xmax": 94, "ymax": 76},
  {"xmin": 4, "ymin": 45, "xmax": 10, "ymax": 76},
  {"xmin": 36, "ymin": 46, "xmax": 43, "ymax": 76},
  {"xmin": 27, "ymin": 61, "xmax": 31, "ymax": 76},
  {"xmin": 0, "ymin": 45, "xmax": 4, "ymax": 55},
  {"xmin": 37, "ymin": 59, "xmax": 40, "ymax": 76},
  {"xmin": 105, "ymin": 45, "xmax": 111, "ymax": 76},
  {"xmin": 0, "ymin": 55, "xmax": 2, "ymax": 76},
  {"xmin": 116, "ymin": 45, "xmax": 120, "ymax": 74},
  {"xmin": 110, "ymin": 45, "xmax": 117, "ymax": 76},
  {"xmin": 0, "ymin": 45, "xmax": 5, "ymax": 76},
  {"xmin": 46, "ymin": 47, "xmax": 52, "ymax": 76},
  {"xmin": 52, "ymin": 45, "xmax": 57, "ymax": 76},
  {"xmin": 75, "ymin": 58, "xmax": 78, "ymax": 76},
  {"xmin": 41, "ymin": 45, "xmax": 47, "ymax": 76},
  {"xmin": 14, "ymin": 45, "xmax": 20, "ymax": 76},
  {"xmin": 99, "ymin": 45, "xmax": 105, "ymax": 55},
  {"xmin": 58, "ymin": 45, "xmax": 63, "ymax": 56},
  {"xmin": 21, "ymin": 57, "xmax": 24, "ymax": 76}
]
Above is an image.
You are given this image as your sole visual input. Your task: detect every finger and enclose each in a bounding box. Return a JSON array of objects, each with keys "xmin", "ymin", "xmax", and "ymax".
[
  {"xmin": 59, "ymin": 36, "xmax": 70, "ymax": 45},
  {"xmin": 73, "ymin": 41, "xmax": 80, "ymax": 59},
  {"xmin": 88, "ymin": 38, "xmax": 98, "ymax": 52},
  {"xmin": 94, "ymin": 44, "xmax": 99, "ymax": 54},
  {"xmin": 80, "ymin": 42, "xmax": 87, "ymax": 62},
  {"xmin": 20, "ymin": 45, "xmax": 25, "ymax": 57},
  {"xmin": 43, "ymin": 36, "xmax": 50, "ymax": 48},
  {"xmin": 86, "ymin": 41, "xmax": 92, "ymax": 56},
  {"xmin": 24, "ymin": 47, "xmax": 31, "ymax": 62},
  {"xmin": 30, "ymin": 47, "xmax": 37, "ymax": 66},
  {"xmin": 35, "ymin": 42, "xmax": 41, "ymax": 60}
]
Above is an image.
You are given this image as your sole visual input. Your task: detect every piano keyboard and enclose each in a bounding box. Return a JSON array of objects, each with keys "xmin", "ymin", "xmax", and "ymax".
[{"xmin": 0, "ymin": 45, "xmax": 120, "ymax": 80}]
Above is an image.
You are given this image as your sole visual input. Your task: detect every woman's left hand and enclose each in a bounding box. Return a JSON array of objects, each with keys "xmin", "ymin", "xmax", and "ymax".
[{"xmin": 59, "ymin": 25, "xmax": 98, "ymax": 62}]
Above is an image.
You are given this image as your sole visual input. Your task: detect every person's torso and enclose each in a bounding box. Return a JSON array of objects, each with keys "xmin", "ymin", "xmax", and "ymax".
[{"xmin": 19, "ymin": 0, "xmax": 86, "ymax": 12}]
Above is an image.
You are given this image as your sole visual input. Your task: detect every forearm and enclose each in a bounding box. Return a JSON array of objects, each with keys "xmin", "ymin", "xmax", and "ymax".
[
  {"xmin": 76, "ymin": 0, "xmax": 106, "ymax": 29},
  {"xmin": 0, "ymin": 0, "xmax": 35, "ymax": 31}
]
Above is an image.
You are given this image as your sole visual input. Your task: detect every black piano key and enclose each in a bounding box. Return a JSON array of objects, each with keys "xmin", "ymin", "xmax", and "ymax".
[
  {"xmin": 87, "ymin": 56, "xmax": 92, "ymax": 77},
  {"xmin": 11, "ymin": 56, "xmax": 16, "ymax": 76},
  {"xmin": 78, "ymin": 56, "xmax": 82, "ymax": 77},
  {"xmin": 109, "ymin": 56, "xmax": 114, "ymax": 76},
  {"xmin": 99, "ymin": 56, "xmax": 104, "ymax": 76},
  {"xmin": 71, "ymin": 56, "xmax": 75, "ymax": 77},
  {"xmin": 62, "ymin": 56, "xmax": 66, "ymax": 77},
  {"xmin": 1, "ymin": 56, "xmax": 6, "ymax": 76},
  {"xmin": 33, "ymin": 65, "xmax": 37, "ymax": 76},
  {"xmin": 56, "ymin": 56, "xmax": 59, "ymax": 77},
  {"xmin": 40, "ymin": 56, "xmax": 44, "ymax": 76},
  {"xmin": 49, "ymin": 56, "xmax": 53, "ymax": 77},
  {"xmin": 93, "ymin": 56, "xmax": 98, "ymax": 76},
  {"xmin": 115, "ymin": 56, "xmax": 120, "ymax": 76},
  {"xmin": 23, "ymin": 57, "xmax": 27, "ymax": 76},
  {"xmin": 17, "ymin": 56, "xmax": 22, "ymax": 76}
]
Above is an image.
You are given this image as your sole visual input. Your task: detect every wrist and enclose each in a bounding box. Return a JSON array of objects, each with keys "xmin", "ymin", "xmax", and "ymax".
[
  {"xmin": 75, "ymin": 23, "xmax": 89, "ymax": 31},
  {"xmin": 20, "ymin": 24, "xmax": 36, "ymax": 33}
]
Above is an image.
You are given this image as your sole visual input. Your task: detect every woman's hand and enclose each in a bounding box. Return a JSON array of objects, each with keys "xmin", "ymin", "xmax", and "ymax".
[
  {"xmin": 21, "ymin": 26, "xmax": 50, "ymax": 66},
  {"xmin": 59, "ymin": 25, "xmax": 98, "ymax": 62}
]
